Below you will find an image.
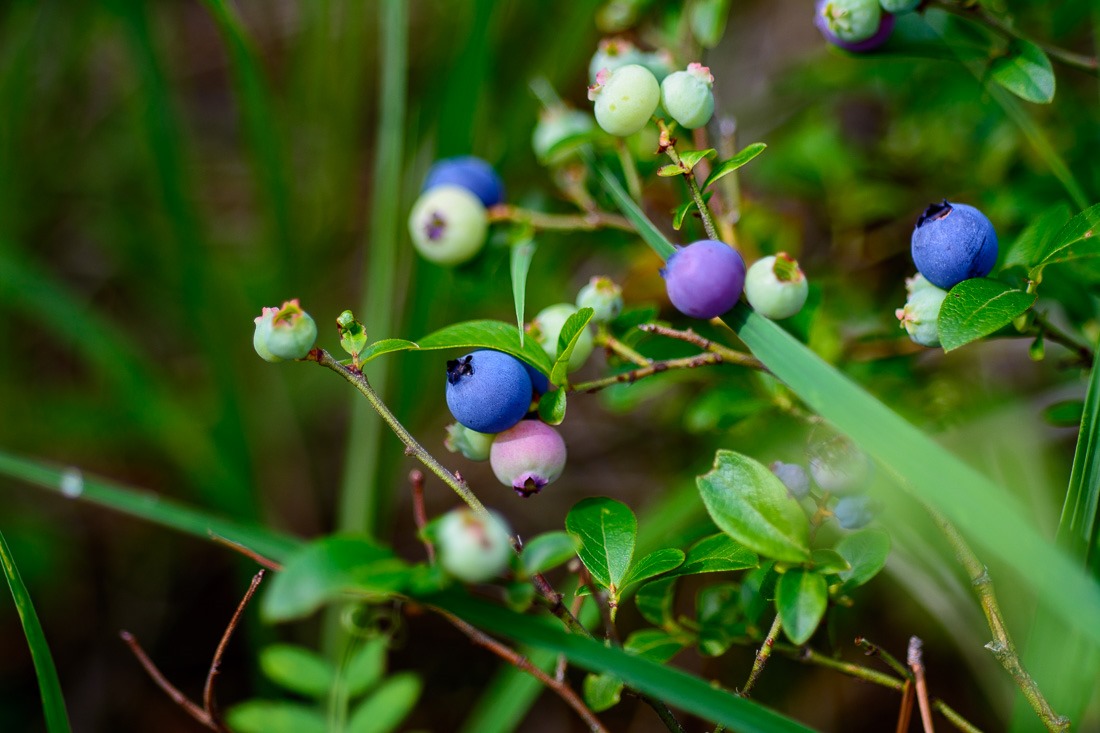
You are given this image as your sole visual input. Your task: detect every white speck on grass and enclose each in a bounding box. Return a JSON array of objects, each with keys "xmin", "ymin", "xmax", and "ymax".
[{"xmin": 60, "ymin": 468, "xmax": 84, "ymax": 498}]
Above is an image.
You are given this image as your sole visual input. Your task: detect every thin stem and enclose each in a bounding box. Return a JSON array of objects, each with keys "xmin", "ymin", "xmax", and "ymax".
[
  {"xmin": 488, "ymin": 204, "xmax": 633, "ymax": 233},
  {"xmin": 595, "ymin": 328, "xmax": 651, "ymax": 367},
  {"xmin": 657, "ymin": 121, "xmax": 720, "ymax": 241},
  {"xmin": 432, "ymin": 607, "xmax": 610, "ymax": 733},
  {"xmin": 908, "ymin": 637, "xmax": 935, "ymax": 733},
  {"xmin": 569, "ymin": 353, "xmax": 726, "ymax": 393},
  {"xmin": 578, "ymin": 566, "xmax": 620, "ymax": 644},
  {"xmin": 208, "ymin": 533, "xmax": 283, "ymax": 572},
  {"xmin": 934, "ymin": 700, "xmax": 985, "ymax": 733},
  {"xmin": 616, "ymin": 138, "xmax": 643, "ymax": 203},
  {"xmin": 409, "ymin": 470, "xmax": 434, "ymax": 563},
  {"xmin": 896, "ymin": 681, "xmax": 915, "ymax": 733},
  {"xmin": 857, "ymin": 636, "xmax": 913, "ymax": 681},
  {"xmin": 929, "ymin": 507, "xmax": 1069, "ymax": 732},
  {"xmin": 1031, "ymin": 309, "xmax": 1093, "ymax": 367},
  {"xmin": 203, "ymin": 570, "xmax": 265, "ymax": 721},
  {"xmin": 120, "ymin": 631, "xmax": 218, "ymax": 731},
  {"xmin": 309, "ymin": 349, "xmax": 490, "ymax": 521},
  {"xmin": 741, "ymin": 614, "xmax": 782, "ymax": 697},
  {"xmin": 637, "ymin": 323, "xmax": 767, "ymax": 371}
]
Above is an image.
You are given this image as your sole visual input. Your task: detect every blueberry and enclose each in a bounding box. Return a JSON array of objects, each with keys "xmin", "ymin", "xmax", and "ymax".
[
  {"xmin": 770, "ymin": 461, "xmax": 811, "ymax": 500},
  {"xmin": 744, "ymin": 253, "xmax": 810, "ymax": 320},
  {"xmin": 879, "ymin": 0, "xmax": 920, "ymax": 13},
  {"xmin": 911, "ymin": 200, "xmax": 998, "ymax": 290},
  {"xmin": 588, "ymin": 37, "xmax": 645, "ymax": 84},
  {"xmin": 422, "ymin": 156, "xmax": 504, "ymax": 208},
  {"xmin": 444, "ymin": 423, "xmax": 495, "ymax": 462},
  {"xmin": 408, "ymin": 185, "xmax": 488, "ymax": 266},
  {"xmin": 489, "ymin": 420, "xmax": 567, "ymax": 497},
  {"xmin": 445, "ymin": 350, "xmax": 532, "ymax": 434},
  {"xmin": 254, "ymin": 300, "xmax": 317, "ymax": 362},
  {"xmin": 660, "ymin": 63, "xmax": 715, "ymax": 130},
  {"xmin": 575, "ymin": 276, "xmax": 623, "ymax": 324},
  {"xmin": 533, "ymin": 107, "xmax": 596, "ymax": 164},
  {"xmin": 436, "ymin": 508, "xmax": 513, "ymax": 583},
  {"xmin": 661, "ymin": 240, "xmax": 746, "ymax": 319},
  {"xmin": 896, "ymin": 277, "xmax": 948, "ymax": 348},
  {"xmin": 815, "ymin": 0, "xmax": 895, "ymax": 51},
  {"xmin": 833, "ymin": 495, "xmax": 878, "ymax": 530},
  {"xmin": 639, "ymin": 49, "xmax": 676, "ymax": 83},
  {"xmin": 588, "ymin": 64, "xmax": 661, "ymax": 138},
  {"xmin": 808, "ymin": 431, "xmax": 871, "ymax": 495},
  {"xmin": 531, "ymin": 303, "xmax": 595, "ymax": 374}
]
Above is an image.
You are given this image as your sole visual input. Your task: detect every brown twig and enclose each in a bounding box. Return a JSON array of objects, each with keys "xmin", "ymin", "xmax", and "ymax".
[
  {"xmin": 487, "ymin": 204, "xmax": 633, "ymax": 233},
  {"xmin": 740, "ymin": 614, "xmax": 782, "ymax": 697},
  {"xmin": 908, "ymin": 637, "xmax": 935, "ymax": 733},
  {"xmin": 569, "ymin": 353, "xmax": 726, "ymax": 393},
  {"xmin": 409, "ymin": 470, "xmax": 435, "ymax": 563},
  {"xmin": 432, "ymin": 606, "xmax": 609, "ymax": 733},
  {"xmin": 208, "ymin": 534, "xmax": 283, "ymax": 572},
  {"xmin": 896, "ymin": 680, "xmax": 916, "ymax": 733},
  {"xmin": 637, "ymin": 323, "xmax": 767, "ymax": 370},
  {"xmin": 121, "ymin": 570, "xmax": 266, "ymax": 732}
]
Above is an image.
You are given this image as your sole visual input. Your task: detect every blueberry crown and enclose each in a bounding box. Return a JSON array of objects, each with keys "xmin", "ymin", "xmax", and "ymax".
[
  {"xmin": 446, "ymin": 355, "xmax": 475, "ymax": 385},
  {"xmin": 916, "ymin": 199, "xmax": 953, "ymax": 228}
]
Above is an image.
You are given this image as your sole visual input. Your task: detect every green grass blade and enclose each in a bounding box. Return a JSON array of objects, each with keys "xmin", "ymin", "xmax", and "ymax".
[
  {"xmin": 0, "ymin": 450, "xmax": 300, "ymax": 563},
  {"xmin": 0, "ymin": 531, "xmax": 73, "ymax": 733},
  {"xmin": 584, "ymin": 151, "xmax": 676, "ymax": 260},
  {"xmin": 1058, "ymin": 340, "xmax": 1100, "ymax": 572},
  {"xmin": 510, "ymin": 237, "xmax": 536, "ymax": 346}
]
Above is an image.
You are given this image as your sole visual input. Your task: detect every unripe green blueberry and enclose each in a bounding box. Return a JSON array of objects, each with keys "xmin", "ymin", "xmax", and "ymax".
[
  {"xmin": 639, "ymin": 50, "xmax": 676, "ymax": 83},
  {"xmin": 660, "ymin": 63, "xmax": 715, "ymax": 130},
  {"xmin": 255, "ymin": 300, "xmax": 317, "ymax": 361},
  {"xmin": 807, "ymin": 431, "xmax": 870, "ymax": 495},
  {"xmin": 744, "ymin": 253, "xmax": 810, "ymax": 320},
  {"xmin": 436, "ymin": 508, "xmax": 512, "ymax": 583},
  {"xmin": 896, "ymin": 281, "xmax": 947, "ymax": 348},
  {"xmin": 880, "ymin": 0, "xmax": 920, "ymax": 13},
  {"xmin": 588, "ymin": 37, "xmax": 645, "ymax": 84},
  {"xmin": 588, "ymin": 64, "xmax": 661, "ymax": 138},
  {"xmin": 575, "ymin": 276, "xmax": 623, "ymax": 324},
  {"xmin": 818, "ymin": 0, "xmax": 883, "ymax": 43},
  {"xmin": 530, "ymin": 303, "xmax": 595, "ymax": 373},
  {"xmin": 490, "ymin": 420, "xmax": 567, "ymax": 496},
  {"xmin": 444, "ymin": 422, "xmax": 495, "ymax": 462},
  {"xmin": 408, "ymin": 185, "xmax": 488, "ymax": 266},
  {"xmin": 533, "ymin": 107, "xmax": 596, "ymax": 164},
  {"xmin": 905, "ymin": 272, "xmax": 939, "ymax": 296}
]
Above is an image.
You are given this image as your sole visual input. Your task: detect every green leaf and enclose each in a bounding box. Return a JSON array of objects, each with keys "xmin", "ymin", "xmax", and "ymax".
[
  {"xmin": 0, "ymin": 532, "xmax": 72, "ymax": 733},
  {"xmin": 697, "ymin": 583, "xmax": 743, "ymax": 657},
  {"xmin": 583, "ymin": 672, "xmax": 623, "ymax": 712},
  {"xmin": 703, "ymin": 143, "xmax": 767, "ymax": 190},
  {"xmin": 227, "ymin": 701, "xmax": 327, "ymax": 733},
  {"xmin": 658, "ymin": 164, "xmax": 684, "ymax": 177},
  {"xmin": 937, "ymin": 278, "xmax": 1036, "ymax": 352},
  {"xmin": 428, "ymin": 589, "xmax": 815, "ymax": 733},
  {"xmin": 551, "ymin": 307, "xmax": 594, "ymax": 386},
  {"xmin": 835, "ymin": 529, "xmax": 892, "ymax": 591},
  {"xmin": 679, "ymin": 148, "xmax": 717, "ymax": 171},
  {"xmin": 416, "ymin": 319, "xmax": 554, "ymax": 375},
  {"xmin": 672, "ymin": 198, "xmax": 697, "ymax": 230},
  {"xmin": 620, "ymin": 548, "xmax": 685, "ymax": 592},
  {"xmin": 636, "ymin": 577, "xmax": 677, "ymax": 627},
  {"xmin": 697, "ymin": 450, "xmax": 811, "ymax": 563},
  {"xmin": 565, "ymin": 497, "xmax": 637, "ymax": 594},
  {"xmin": 1044, "ymin": 399, "xmax": 1085, "ymax": 428},
  {"xmin": 1058, "ymin": 341, "xmax": 1100, "ymax": 573},
  {"xmin": 537, "ymin": 388, "xmax": 567, "ymax": 425},
  {"xmin": 1002, "ymin": 202, "xmax": 1072, "ymax": 270},
  {"xmin": 676, "ymin": 533, "xmax": 759, "ymax": 576},
  {"xmin": 989, "ymin": 38, "xmax": 1055, "ymax": 104},
  {"xmin": 624, "ymin": 629, "xmax": 686, "ymax": 663},
  {"xmin": 262, "ymin": 535, "xmax": 411, "ymax": 622},
  {"xmin": 690, "ymin": 0, "xmax": 731, "ymax": 48},
  {"xmin": 510, "ymin": 237, "xmax": 536, "ymax": 346},
  {"xmin": 359, "ymin": 338, "xmax": 420, "ymax": 365},
  {"xmin": 504, "ymin": 582, "xmax": 537, "ymax": 611},
  {"xmin": 346, "ymin": 672, "xmax": 422, "ymax": 733},
  {"xmin": 521, "ymin": 531, "xmax": 580, "ymax": 576},
  {"xmin": 1030, "ymin": 203, "xmax": 1100, "ymax": 279},
  {"xmin": 587, "ymin": 152, "xmax": 677, "ymax": 260},
  {"xmin": 776, "ymin": 570, "xmax": 828, "ymax": 645},
  {"xmin": 259, "ymin": 644, "xmax": 335, "ymax": 698},
  {"xmin": 343, "ymin": 637, "xmax": 388, "ymax": 698},
  {"xmin": 810, "ymin": 549, "xmax": 851, "ymax": 575}
]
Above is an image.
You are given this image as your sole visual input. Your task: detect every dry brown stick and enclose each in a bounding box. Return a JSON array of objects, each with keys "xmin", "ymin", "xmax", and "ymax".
[
  {"xmin": 908, "ymin": 637, "xmax": 935, "ymax": 733},
  {"xmin": 208, "ymin": 534, "xmax": 283, "ymax": 572},
  {"xmin": 896, "ymin": 680, "xmax": 915, "ymax": 733},
  {"xmin": 119, "ymin": 630, "xmax": 218, "ymax": 731},
  {"xmin": 637, "ymin": 323, "xmax": 766, "ymax": 371},
  {"xmin": 433, "ymin": 607, "xmax": 610, "ymax": 733},
  {"xmin": 487, "ymin": 204, "xmax": 633, "ymax": 233},
  {"xmin": 203, "ymin": 570, "xmax": 266, "ymax": 722},
  {"xmin": 570, "ymin": 353, "xmax": 726, "ymax": 393},
  {"xmin": 409, "ymin": 469, "xmax": 435, "ymax": 563}
]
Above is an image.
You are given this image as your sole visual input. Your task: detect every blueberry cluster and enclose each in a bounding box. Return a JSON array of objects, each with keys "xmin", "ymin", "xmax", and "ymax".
[
  {"xmin": 814, "ymin": 0, "xmax": 921, "ymax": 52},
  {"xmin": 771, "ymin": 429, "xmax": 880, "ymax": 531},
  {"xmin": 587, "ymin": 56, "xmax": 716, "ymax": 137},
  {"xmin": 407, "ymin": 156, "xmax": 504, "ymax": 266}
]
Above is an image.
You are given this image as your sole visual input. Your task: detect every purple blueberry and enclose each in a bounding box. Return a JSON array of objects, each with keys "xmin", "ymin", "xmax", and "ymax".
[
  {"xmin": 423, "ymin": 156, "xmax": 504, "ymax": 208},
  {"xmin": 770, "ymin": 461, "xmax": 811, "ymax": 500},
  {"xmin": 911, "ymin": 200, "xmax": 998, "ymax": 290},
  {"xmin": 445, "ymin": 350, "xmax": 532, "ymax": 434},
  {"xmin": 489, "ymin": 420, "xmax": 567, "ymax": 497},
  {"xmin": 833, "ymin": 495, "xmax": 878, "ymax": 530},
  {"xmin": 815, "ymin": 0, "xmax": 895, "ymax": 52},
  {"xmin": 661, "ymin": 240, "xmax": 747, "ymax": 319}
]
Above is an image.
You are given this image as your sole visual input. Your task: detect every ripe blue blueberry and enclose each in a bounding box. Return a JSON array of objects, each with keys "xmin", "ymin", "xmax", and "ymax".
[
  {"xmin": 254, "ymin": 300, "xmax": 317, "ymax": 362},
  {"xmin": 444, "ymin": 423, "xmax": 495, "ymax": 462},
  {"xmin": 744, "ymin": 253, "xmax": 809, "ymax": 320},
  {"xmin": 408, "ymin": 185, "xmax": 488, "ymax": 266},
  {"xmin": 808, "ymin": 430, "xmax": 870, "ymax": 495},
  {"xmin": 771, "ymin": 461, "xmax": 811, "ymax": 500},
  {"xmin": 833, "ymin": 495, "xmax": 878, "ymax": 530},
  {"xmin": 575, "ymin": 276, "xmax": 623, "ymax": 324},
  {"xmin": 896, "ymin": 274, "xmax": 948, "ymax": 348},
  {"xmin": 445, "ymin": 350, "xmax": 532, "ymax": 434},
  {"xmin": 911, "ymin": 200, "xmax": 998, "ymax": 290},
  {"xmin": 422, "ymin": 156, "xmax": 504, "ymax": 208},
  {"xmin": 660, "ymin": 63, "xmax": 715, "ymax": 130},
  {"xmin": 522, "ymin": 362, "xmax": 551, "ymax": 395},
  {"xmin": 531, "ymin": 303, "xmax": 595, "ymax": 373},
  {"xmin": 490, "ymin": 420, "xmax": 567, "ymax": 497},
  {"xmin": 661, "ymin": 240, "xmax": 746, "ymax": 319},
  {"xmin": 436, "ymin": 508, "xmax": 513, "ymax": 583},
  {"xmin": 588, "ymin": 64, "xmax": 661, "ymax": 138},
  {"xmin": 815, "ymin": 0, "xmax": 895, "ymax": 51}
]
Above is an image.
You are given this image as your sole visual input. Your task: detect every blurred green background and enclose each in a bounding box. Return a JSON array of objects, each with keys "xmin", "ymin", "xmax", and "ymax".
[{"xmin": 1, "ymin": 0, "xmax": 1098, "ymax": 730}]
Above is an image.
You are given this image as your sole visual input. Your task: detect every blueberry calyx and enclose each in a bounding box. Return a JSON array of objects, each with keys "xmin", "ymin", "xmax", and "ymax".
[
  {"xmin": 447, "ymin": 355, "xmax": 475, "ymax": 385},
  {"xmin": 916, "ymin": 199, "xmax": 952, "ymax": 228},
  {"xmin": 425, "ymin": 211, "xmax": 447, "ymax": 241},
  {"xmin": 514, "ymin": 474, "xmax": 548, "ymax": 498}
]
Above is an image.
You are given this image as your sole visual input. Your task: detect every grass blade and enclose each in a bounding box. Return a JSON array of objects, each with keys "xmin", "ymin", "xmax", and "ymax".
[
  {"xmin": 1058, "ymin": 340, "xmax": 1100, "ymax": 572},
  {"xmin": 0, "ymin": 531, "xmax": 73, "ymax": 733},
  {"xmin": 510, "ymin": 237, "xmax": 536, "ymax": 346}
]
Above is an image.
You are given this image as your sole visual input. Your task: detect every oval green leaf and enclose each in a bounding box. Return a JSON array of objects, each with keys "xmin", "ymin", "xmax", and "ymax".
[
  {"xmin": 937, "ymin": 278, "xmax": 1036, "ymax": 352},
  {"xmin": 1031, "ymin": 203, "xmax": 1100, "ymax": 278},
  {"xmin": 565, "ymin": 497, "xmax": 637, "ymax": 593},
  {"xmin": 227, "ymin": 701, "xmax": 327, "ymax": 733},
  {"xmin": 1002, "ymin": 202, "xmax": 1072, "ymax": 270},
  {"xmin": 835, "ymin": 528, "xmax": 891, "ymax": 590},
  {"xmin": 551, "ymin": 307, "xmax": 594, "ymax": 386},
  {"xmin": 620, "ymin": 548, "xmax": 685, "ymax": 592},
  {"xmin": 776, "ymin": 569, "xmax": 828, "ymax": 645},
  {"xmin": 347, "ymin": 672, "xmax": 422, "ymax": 733},
  {"xmin": 416, "ymin": 319, "xmax": 554, "ymax": 375},
  {"xmin": 696, "ymin": 450, "xmax": 811, "ymax": 563},
  {"xmin": 703, "ymin": 143, "xmax": 766, "ymax": 190},
  {"xmin": 676, "ymin": 533, "xmax": 759, "ymax": 576},
  {"xmin": 583, "ymin": 672, "xmax": 623, "ymax": 712},
  {"xmin": 810, "ymin": 549, "xmax": 851, "ymax": 575},
  {"xmin": 537, "ymin": 388, "xmax": 566, "ymax": 425},
  {"xmin": 259, "ymin": 644, "xmax": 335, "ymax": 698},
  {"xmin": 990, "ymin": 39, "xmax": 1055, "ymax": 104},
  {"xmin": 521, "ymin": 531, "xmax": 580, "ymax": 576},
  {"xmin": 344, "ymin": 637, "xmax": 388, "ymax": 698},
  {"xmin": 510, "ymin": 237, "xmax": 536, "ymax": 346}
]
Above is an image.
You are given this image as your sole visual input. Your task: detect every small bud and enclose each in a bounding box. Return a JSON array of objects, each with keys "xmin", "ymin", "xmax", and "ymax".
[
  {"xmin": 575, "ymin": 276, "xmax": 624, "ymax": 324},
  {"xmin": 253, "ymin": 306, "xmax": 284, "ymax": 363},
  {"xmin": 896, "ymin": 279, "xmax": 947, "ymax": 348},
  {"xmin": 337, "ymin": 310, "xmax": 368, "ymax": 360},
  {"xmin": 445, "ymin": 422, "xmax": 495, "ymax": 462},
  {"xmin": 259, "ymin": 300, "xmax": 318, "ymax": 361}
]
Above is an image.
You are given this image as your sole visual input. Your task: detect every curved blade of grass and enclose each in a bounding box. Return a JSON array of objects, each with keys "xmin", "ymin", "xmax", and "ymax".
[
  {"xmin": 582, "ymin": 149, "xmax": 676, "ymax": 261},
  {"xmin": 0, "ymin": 450, "xmax": 300, "ymax": 563},
  {"xmin": 1, "ymin": 531, "xmax": 73, "ymax": 733},
  {"xmin": 1058, "ymin": 340, "xmax": 1100, "ymax": 573},
  {"xmin": 427, "ymin": 589, "xmax": 814, "ymax": 733},
  {"xmin": 510, "ymin": 237, "xmax": 536, "ymax": 347}
]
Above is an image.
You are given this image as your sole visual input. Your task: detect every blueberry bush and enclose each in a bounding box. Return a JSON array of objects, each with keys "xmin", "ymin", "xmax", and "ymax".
[{"xmin": 3, "ymin": 1, "xmax": 1100, "ymax": 731}]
